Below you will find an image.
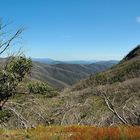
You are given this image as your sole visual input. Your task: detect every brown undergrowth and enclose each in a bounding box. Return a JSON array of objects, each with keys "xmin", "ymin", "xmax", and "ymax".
[{"xmin": 0, "ymin": 125, "xmax": 140, "ymax": 140}]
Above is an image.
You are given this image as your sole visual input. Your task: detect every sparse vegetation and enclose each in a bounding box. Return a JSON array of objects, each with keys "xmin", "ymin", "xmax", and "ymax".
[{"xmin": 0, "ymin": 46, "xmax": 139, "ymax": 130}]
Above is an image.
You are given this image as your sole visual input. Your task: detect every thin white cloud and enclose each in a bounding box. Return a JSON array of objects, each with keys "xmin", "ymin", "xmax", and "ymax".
[{"xmin": 136, "ymin": 17, "xmax": 140, "ymax": 23}]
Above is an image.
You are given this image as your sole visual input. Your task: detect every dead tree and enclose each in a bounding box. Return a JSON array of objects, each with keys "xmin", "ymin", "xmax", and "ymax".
[
  {"xmin": 97, "ymin": 85, "xmax": 140, "ymax": 126},
  {"xmin": 97, "ymin": 86, "xmax": 130, "ymax": 125}
]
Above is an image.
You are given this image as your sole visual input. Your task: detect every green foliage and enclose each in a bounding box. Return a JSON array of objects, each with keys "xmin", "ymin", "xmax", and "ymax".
[
  {"xmin": 6, "ymin": 56, "xmax": 32, "ymax": 81},
  {"xmin": 94, "ymin": 73, "xmax": 108, "ymax": 85},
  {"xmin": 0, "ymin": 56, "xmax": 32, "ymax": 110},
  {"xmin": 27, "ymin": 82, "xmax": 58, "ymax": 97},
  {"xmin": 0, "ymin": 70, "xmax": 16, "ymax": 100},
  {"xmin": 0, "ymin": 110, "xmax": 11, "ymax": 122},
  {"xmin": 27, "ymin": 82, "xmax": 49, "ymax": 94}
]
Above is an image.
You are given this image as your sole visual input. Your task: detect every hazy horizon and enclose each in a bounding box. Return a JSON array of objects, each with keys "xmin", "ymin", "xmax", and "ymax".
[{"xmin": 32, "ymin": 57, "xmax": 120, "ymax": 61}]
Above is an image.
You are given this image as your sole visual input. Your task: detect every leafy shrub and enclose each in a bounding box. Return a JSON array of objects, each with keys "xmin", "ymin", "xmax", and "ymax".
[
  {"xmin": 0, "ymin": 110, "xmax": 11, "ymax": 122},
  {"xmin": 27, "ymin": 82, "xmax": 58, "ymax": 97},
  {"xmin": 6, "ymin": 56, "xmax": 32, "ymax": 82}
]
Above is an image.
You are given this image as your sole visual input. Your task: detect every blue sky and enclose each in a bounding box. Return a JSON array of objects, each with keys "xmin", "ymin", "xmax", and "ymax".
[{"xmin": 0, "ymin": 0, "xmax": 140, "ymax": 60}]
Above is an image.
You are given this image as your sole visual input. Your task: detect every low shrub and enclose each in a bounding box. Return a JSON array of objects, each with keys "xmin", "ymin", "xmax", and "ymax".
[{"xmin": 27, "ymin": 82, "xmax": 58, "ymax": 97}]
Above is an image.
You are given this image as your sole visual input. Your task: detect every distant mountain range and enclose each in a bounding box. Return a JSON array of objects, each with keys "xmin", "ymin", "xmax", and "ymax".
[
  {"xmin": 31, "ymin": 60, "xmax": 118, "ymax": 88},
  {"xmin": 32, "ymin": 58, "xmax": 119, "ymax": 65},
  {"xmin": 0, "ymin": 57, "xmax": 119, "ymax": 88}
]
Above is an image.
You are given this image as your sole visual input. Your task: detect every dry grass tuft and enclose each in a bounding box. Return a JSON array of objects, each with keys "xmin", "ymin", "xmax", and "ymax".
[{"xmin": 0, "ymin": 125, "xmax": 140, "ymax": 140}]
